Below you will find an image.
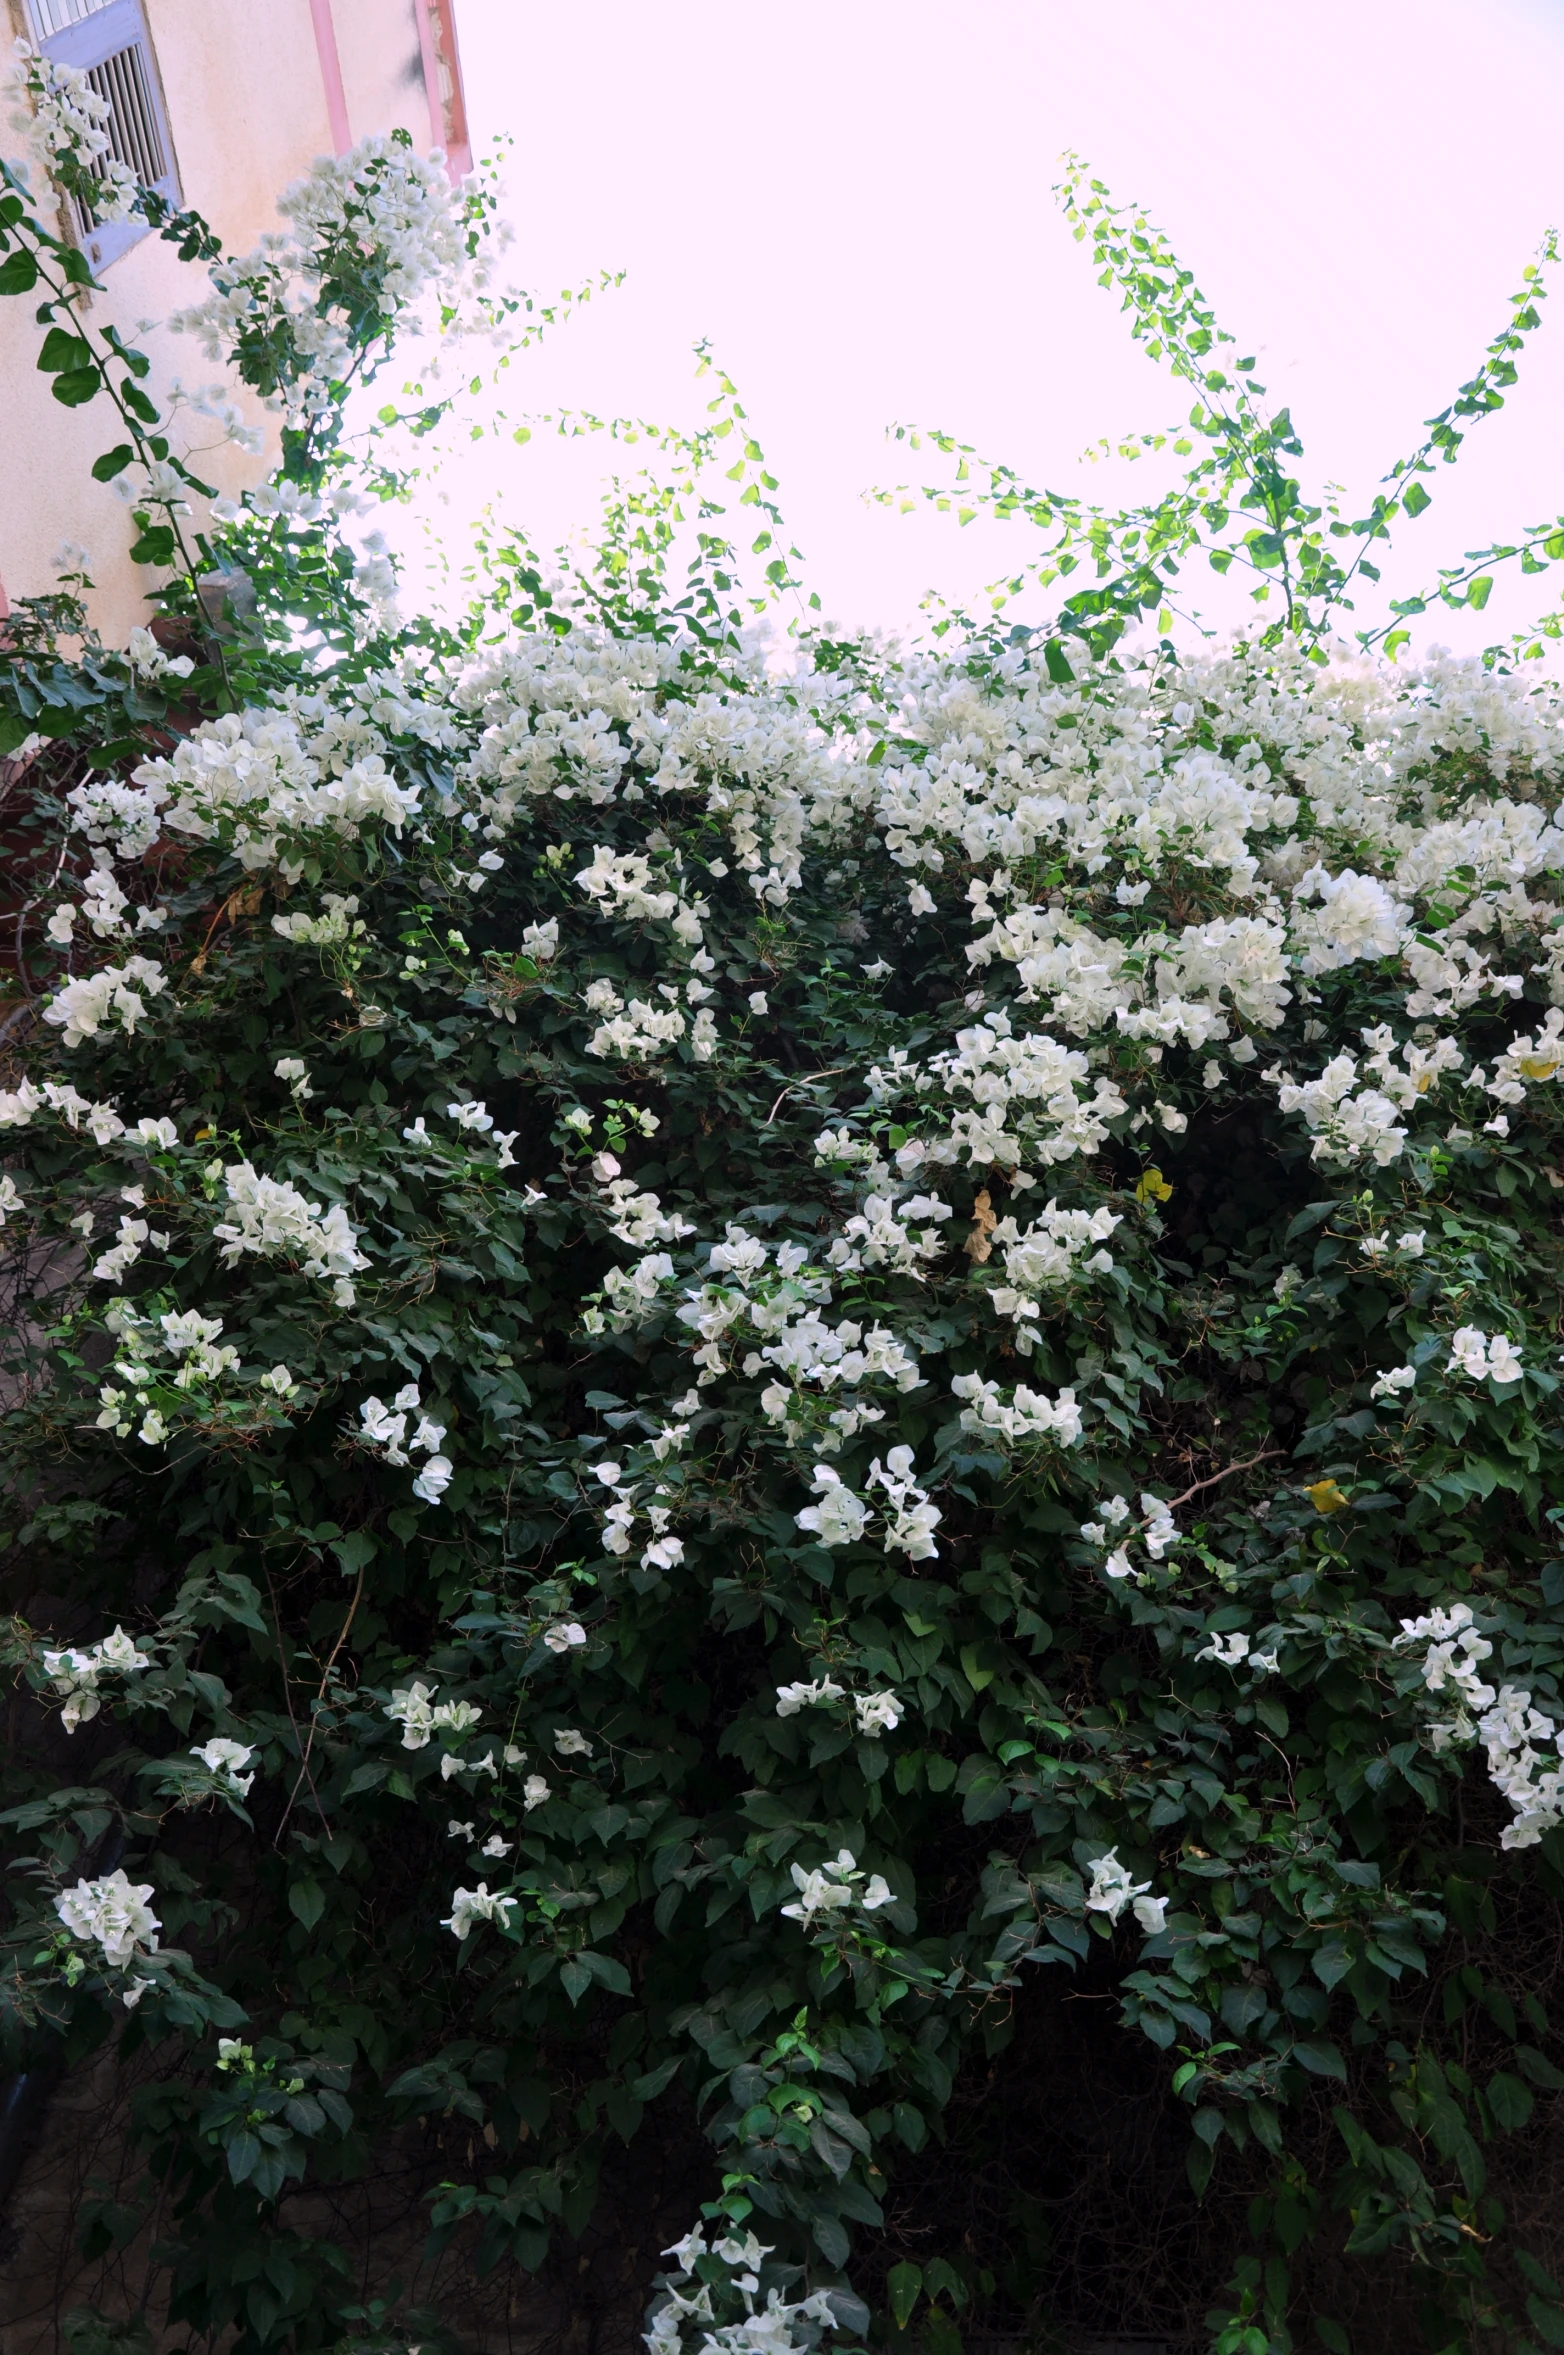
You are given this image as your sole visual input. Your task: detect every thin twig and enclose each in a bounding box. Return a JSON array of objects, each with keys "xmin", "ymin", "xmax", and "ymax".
[
  {"xmin": 763, "ymin": 1066, "xmax": 852, "ymax": 1123},
  {"xmin": 275, "ymin": 1566, "xmax": 365, "ymax": 1842},
  {"xmin": 264, "ymin": 1566, "xmax": 330, "ymax": 1843},
  {"xmin": 1164, "ymin": 1446, "xmax": 1285, "ymax": 1514}
]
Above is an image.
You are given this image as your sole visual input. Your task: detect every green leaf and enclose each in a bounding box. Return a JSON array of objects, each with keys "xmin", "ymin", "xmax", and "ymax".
[
  {"xmin": 37, "ymin": 325, "xmax": 92, "ymax": 373},
  {"xmin": 1291, "ymin": 2040, "xmax": 1347, "ymax": 2081},
  {"xmin": 288, "ymin": 1879, "xmax": 325, "ymax": 1932},
  {"xmin": 50, "ymin": 365, "xmax": 101, "ymax": 408},
  {"xmin": 1401, "ymin": 480, "xmax": 1431, "ymax": 518},
  {"xmin": 1487, "ymin": 2070, "xmax": 1535, "ymax": 2132},
  {"xmin": 0, "ymin": 246, "xmax": 38, "ymax": 295},
  {"xmin": 888, "ymin": 2263, "xmax": 923, "ymax": 2330},
  {"xmin": 90, "ymin": 442, "xmax": 136, "ymax": 481}
]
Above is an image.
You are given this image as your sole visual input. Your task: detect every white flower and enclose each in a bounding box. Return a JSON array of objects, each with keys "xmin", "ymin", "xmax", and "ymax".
[
  {"xmin": 447, "ymin": 1099, "xmax": 494, "ymax": 1132},
  {"xmin": 908, "ymin": 883, "xmax": 937, "ymax": 915},
  {"xmin": 412, "ymin": 1454, "xmax": 453, "ymax": 1502},
  {"xmin": 1370, "ymin": 1364, "xmax": 1416, "ymax": 1400},
  {"xmin": 523, "ymin": 1774, "xmax": 551, "ymax": 1810},
  {"xmin": 190, "ymin": 1736, "xmax": 256, "ymax": 1795},
  {"xmin": 54, "ymin": 1869, "xmax": 160, "ymax": 1967},
  {"xmin": 854, "ymin": 1691, "xmax": 902, "ymax": 1738},
  {"xmin": 384, "ymin": 1680, "xmax": 438, "ymax": 1749},
  {"xmin": 480, "ymin": 1834, "xmax": 513, "ymax": 1859},
  {"xmin": 795, "ymin": 1467, "xmax": 871, "ymax": 1547},
  {"xmin": 1196, "ymin": 1629, "xmax": 1251, "ymax": 1667},
  {"xmin": 1084, "ymin": 1850, "xmax": 1151, "ymax": 1924},
  {"xmin": 1103, "ymin": 1546, "xmax": 1134, "ymax": 1580},
  {"xmin": 443, "ymin": 1883, "xmax": 518, "ymax": 1940},
  {"xmin": 214, "ymin": 1163, "xmax": 367, "ymax": 1284},
  {"xmin": 274, "ymin": 1057, "xmax": 314, "ymax": 1099},
  {"xmin": 775, "ymin": 1678, "xmax": 845, "ymax": 1716},
  {"xmin": 542, "ymin": 1620, "xmax": 587, "ymax": 1654},
  {"xmin": 748, "ymin": 992, "xmax": 769, "ymax": 1014},
  {"xmin": 1131, "ymin": 1893, "xmax": 1168, "ymax": 1935},
  {"xmin": 554, "ymin": 1727, "xmax": 593, "ymax": 1756}
]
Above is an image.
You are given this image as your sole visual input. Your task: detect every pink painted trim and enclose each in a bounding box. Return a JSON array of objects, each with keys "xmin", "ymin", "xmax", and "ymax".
[
  {"xmin": 414, "ymin": 0, "xmax": 444, "ymax": 155},
  {"xmin": 0, "ymin": 571, "xmax": 10, "ymax": 621},
  {"xmin": 420, "ymin": 0, "xmax": 472, "ymax": 183},
  {"xmin": 308, "ymin": 0, "xmax": 351, "ymax": 154}
]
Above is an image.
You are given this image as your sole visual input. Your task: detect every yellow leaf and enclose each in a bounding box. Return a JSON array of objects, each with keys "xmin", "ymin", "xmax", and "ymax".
[
  {"xmin": 1136, "ymin": 1166, "xmax": 1174, "ymax": 1205},
  {"xmin": 1519, "ymin": 1055, "xmax": 1560, "ymax": 1081},
  {"xmin": 1306, "ymin": 1478, "xmax": 1349, "ymax": 1514}
]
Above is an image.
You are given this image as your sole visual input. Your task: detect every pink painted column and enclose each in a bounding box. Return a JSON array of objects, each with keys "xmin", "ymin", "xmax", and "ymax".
[
  {"xmin": 308, "ymin": 0, "xmax": 351, "ymax": 153},
  {"xmin": 417, "ymin": 0, "xmax": 472, "ymax": 182}
]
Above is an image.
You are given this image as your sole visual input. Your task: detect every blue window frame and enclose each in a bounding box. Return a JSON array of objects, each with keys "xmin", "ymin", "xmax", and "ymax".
[{"xmin": 24, "ymin": 0, "xmax": 180, "ymax": 273}]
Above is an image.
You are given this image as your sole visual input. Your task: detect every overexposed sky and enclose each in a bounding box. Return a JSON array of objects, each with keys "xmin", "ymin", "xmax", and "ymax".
[{"xmin": 403, "ymin": 0, "xmax": 1564, "ymax": 653}]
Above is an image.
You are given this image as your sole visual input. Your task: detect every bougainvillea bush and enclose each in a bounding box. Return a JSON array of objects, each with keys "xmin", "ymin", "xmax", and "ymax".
[{"xmin": 11, "ymin": 53, "xmax": 1564, "ymax": 2355}]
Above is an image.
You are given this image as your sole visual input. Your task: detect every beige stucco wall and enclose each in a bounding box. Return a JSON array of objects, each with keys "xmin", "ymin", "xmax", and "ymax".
[{"xmin": 0, "ymin": 0, "xmax": 448, "ymax": 642}]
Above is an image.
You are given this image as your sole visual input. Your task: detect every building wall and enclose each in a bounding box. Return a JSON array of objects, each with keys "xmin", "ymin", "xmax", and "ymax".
[{"xmin": 0, "ymin": 0, "xmax": 466, "ymax": 641}]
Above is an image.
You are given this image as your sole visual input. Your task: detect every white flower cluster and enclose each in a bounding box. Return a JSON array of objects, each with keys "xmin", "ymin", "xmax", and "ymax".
[
  {"xmin": 134, "ymin": 707, "xmax": 422, "ymax": 873},
  {"xmin": 46, "ymin": 852, "xmax": 167, "ymax": 947},
  {"xmin": 172, "ymin": 136, "xmax": 483, "ymax": 428},
  {"xmin": 1084, "ymin": 1849, "xmax": 1166, "ymax": 1934},
  {"xmin": 43, "ymin": 955, "xmax": 167, "ymax": 1049},
  {"xmin": 383, "ymin": 1679, "xmax": 485, "ymax": 1750},
  {"xmin": 213, "ymin": 1162, "xmax": 368, "ymax": 1299},
  {"xmin": 1395, "ymin": 1602, "xmax": 1564, "ymax": 1847},
  {"xmin": 6, "ymin": 41, "xmax": 137, "ymax": 220},
  {"xmin": 779, "ymin": 1847, "xmax": 893, "ymax": 1922},
  {"xmin": 0, "ymin": 1077, "xmax": 125, "ymax": 1142},
  {"xmin": 54, "ymin": 1870, "xmax": 161, "ymax": 1980},
  {"xmin": 774, "ymin": 1679, "xmax": 903, "ymax": 1737},
  {"xmin": 1078, "ymin": 1491, "xmax": 1181, "ymax": 1581},
  {"xmin": 443, "ymin": 1882, "xmax": 518, "ymax": 1940},
  {"xmin": 951, "ymin": 1371, "xmax": 1083, "ymax": 1446},
  {"xmin": 92, "ymin": 1302, "xmax": 273, "ymax": 1442},
  {"xmin": 1446, "ymin": 1326, "xmax": 1524, "ymax": 1387},
  {"xmin": 357, "ymin": 1382, "xmax": 452, "ymax": 1501},
  {"xmin": 645, "ymin": 2227, "xmax": 843, "ymax": 2355},
  {"xmin": 272, "ymin": 893, "xmax": 366, "ymax": 946},
  {"xmin": 42, "ymin": 1623, "xmax": 149, "ymax": 1733},
  {"xmin": 983, "ymin": 1197, "xmax": 1121, "ymax": 1342},
  {"xmin": 795, "ymin": 1446, "xmax": 942, "ymax": 1560},
  {"xmin": 914, "ymin": 1010, "xmax": 1129, "ymax": 1172},
  {"xmin": 591, "ymin": 1454, "xmax": 687, "ymax": 1577},
  {"xmin": 824, "ymin": 1191, "xmax": 953, "ymax": 1275}
]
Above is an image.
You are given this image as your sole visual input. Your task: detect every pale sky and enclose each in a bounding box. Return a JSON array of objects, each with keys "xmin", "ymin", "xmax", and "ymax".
[{"xmin": 401, "ymin": 0, "xmax": 1564, "ymax": 656}]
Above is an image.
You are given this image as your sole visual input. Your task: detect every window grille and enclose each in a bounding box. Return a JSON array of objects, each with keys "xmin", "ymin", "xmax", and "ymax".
[
  {"xmin": 24, "ymin": 0, "xmax": 116, "ymax": 36},
  {"xmin": 23, "ymin": 0, "xmax": 180, "ymax": 273}
]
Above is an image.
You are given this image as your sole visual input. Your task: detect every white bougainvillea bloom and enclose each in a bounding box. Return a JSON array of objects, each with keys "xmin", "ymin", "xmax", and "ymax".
[
  {"xmin": 794, "ymin": 1466, "xmax": 871, "ymax": 1547},
  {"xmin": 214, "ymin": 1163, "xmax": 368, "ymax": 1288},
  {"xmin": 190, "ymin": 1737, "xmax": 256, "ymax": 1795},
  {"xmin": 384, "ymin": 1680, "xmax": 438, "ymax": 1749},
  {"xmin": 775, "ymin": 1678, "xmax": 845, "ymax": 1716},
  {"xmin": 855, "ymin": 1691, "xmax": 903, "ymax": 1738},
  {"xmin": 54, "ymin": 1869, "xmax": 161, "ymax": 1967},
  {"xmin": 1084, "ymin": 1851, "xmax": 1152, "ymax": 1923},
  {"xmin": 443, "ymin": 1883, "xmax": 518, "ymax": 1940},
  {"xmin": 43, "ymin": 956, "xmax": 168, "ymax": 1047},
  {"xmin": 554, "ymin": 1727, "xmax": 593, "ymax": 1756}
]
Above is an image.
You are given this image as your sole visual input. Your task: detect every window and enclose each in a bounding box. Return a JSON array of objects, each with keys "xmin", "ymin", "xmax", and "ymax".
[{"xmin": 23, "ymin": 0, "xmax": 180, "ymax": 273}]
